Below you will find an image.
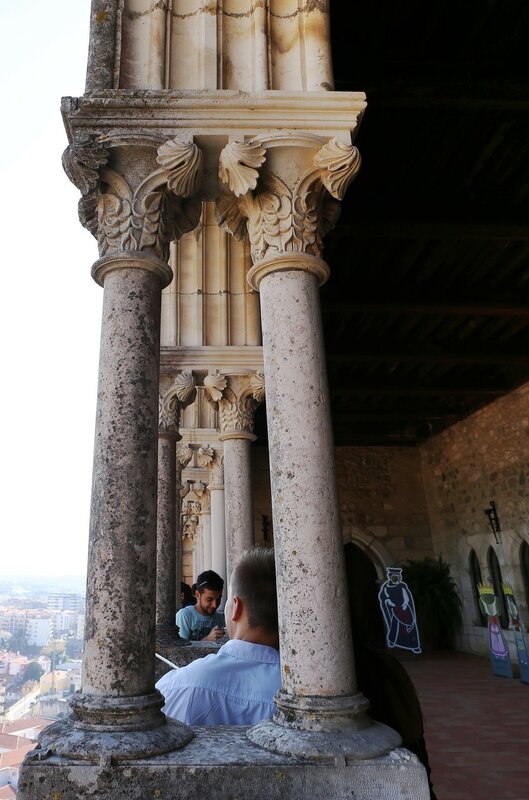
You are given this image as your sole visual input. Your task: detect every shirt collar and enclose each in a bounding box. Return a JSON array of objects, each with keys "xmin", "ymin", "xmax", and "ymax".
[{"xmin": 220, "ymin": 639, "xmax": 279, "ymax": 664}]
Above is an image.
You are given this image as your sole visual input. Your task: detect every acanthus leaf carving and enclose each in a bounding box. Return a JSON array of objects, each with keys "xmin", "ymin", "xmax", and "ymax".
[
  {"xmin": 218, "ymin": 395, "xmax": 257, "ymax": 434},
  {"xmin": 196, "ymin": 445, "xmax": 215, "ymax": 467},
  {"xmin": 62, "ymin": 142, "xmax": 109, "ymax": 196},
  {"xmin": 204, "ymin": 373, "xmax": 227, "ymax": 404},
  {"xmin": 209, "ymin": 452, "xmax": 224, "ymax": 486},
  {"xmin": 176, "ymin": 443, "xmax": 194, "ymax": 467},
  {"xmin": 62, "ymin": 142, "xmax": 109, "ymax": 238},
  {"xmin": 241, "ymin": 173, "xmax": 324, "ymax": 263},
  {"xmin": 250, "ymin": 370, "xmax": 265, "ymax": 404},
  {"xmin": 314, "ymin": 138, "xmax": 362, "ymax": 200},
  {"xmin": 218, "ymin": 140, "xmax": 267, "ymax": 197},
  {"xmin": 174, "ymin": 372, "xmax": 197, "ymax": 407},
  {"xmin": 157, "ymin": 138, "xmax": 204, "ymax": 198},
  {"xmin": 215, "ymin": 190, "xmax": 248, "ymax": 242},
  {"xmin": 159, "ymin": 373, "xmax": 197, "ymax": 433},
  {"xmin": 96, "ymin": 169, "xmax": 175, "ymax": 261}
]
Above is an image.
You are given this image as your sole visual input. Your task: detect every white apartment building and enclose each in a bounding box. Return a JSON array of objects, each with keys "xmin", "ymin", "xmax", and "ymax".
[
  {"xmin": 46, "ymin": 594, "xmax": 83, "ymax": 614},
  {"xmin": 25, "ymin": 617, "xmax": 53, "ymax": 648}
]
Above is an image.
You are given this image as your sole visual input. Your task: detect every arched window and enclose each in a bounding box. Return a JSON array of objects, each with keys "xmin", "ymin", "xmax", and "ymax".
[
  {"xmin": 521, "ymin": 540, "xmax": 529, "ymax": 610},
  {"xmin": 487, "ymin": 547, "xmax": 509, "ymax": 630},
  {"xmin": 469, "ymin": 549, "xmax": 486, "ymax": 626}
]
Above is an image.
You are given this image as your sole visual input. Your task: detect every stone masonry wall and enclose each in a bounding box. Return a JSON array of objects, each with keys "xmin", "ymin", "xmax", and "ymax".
[
  {"xmin": 420, "ymin": 382, "xmax": 529, "ymax": 656},
  {"xmin": 252, "ymin": 445, "xmax": 435, "ymax": 574}
]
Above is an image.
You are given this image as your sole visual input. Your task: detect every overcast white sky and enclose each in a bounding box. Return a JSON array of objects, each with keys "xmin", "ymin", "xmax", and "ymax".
[{"xmin": 0, "ymin": 2, "xmax": 102, "ymax": 576}]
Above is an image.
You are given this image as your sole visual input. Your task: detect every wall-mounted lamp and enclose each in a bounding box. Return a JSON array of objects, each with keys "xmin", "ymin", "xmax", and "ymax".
[{"xmin": 484, "ymin": 500, "xmax": 501, "ymax": 544}]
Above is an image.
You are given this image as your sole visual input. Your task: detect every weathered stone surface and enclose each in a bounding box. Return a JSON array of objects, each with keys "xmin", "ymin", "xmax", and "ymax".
[{"xmin": 18, "ymin": 730, "xmax": 429, "ymax": 800}]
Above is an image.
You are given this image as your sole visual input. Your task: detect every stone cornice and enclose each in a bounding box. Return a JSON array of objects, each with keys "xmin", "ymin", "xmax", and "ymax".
[
  {"xmin": 159, "ymin": 346, "xmax": 263, "ymax": 372},
  {"xmin": 61, "ymin": 91, "xmax": 366, "ymax": 144}
]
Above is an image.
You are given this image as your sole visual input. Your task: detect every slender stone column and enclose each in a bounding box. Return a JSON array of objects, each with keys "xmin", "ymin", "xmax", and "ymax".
[
  {"xmin": 198, "ymin": 489, "xmax": 212, "ymax": 569},
  {"xmin": 209, "ymin": 452, "xmax": 227, "ymax": 592},
  {"xmin": 42, "ymin": 137, "xmax": 204, "ymax": 760},
  {"xmin": 217, "ymin": 134, "xmax": 400, "ymax": 759},
  {"xmin": 204, "ymin": 372, "xmax": 264, "ymax": 582},
  {"xmin": 156, "ymin": 374, "xmax": 196, "ymax": 642}
]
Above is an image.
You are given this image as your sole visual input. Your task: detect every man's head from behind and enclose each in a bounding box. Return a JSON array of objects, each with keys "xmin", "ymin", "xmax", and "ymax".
[
  {"xmin": 193, "ymin": 570, "xmax": 224, "ymax": 616},
  {"xmin": 226, "ymin": 547, "xmax": 279, "ymax": 648}
]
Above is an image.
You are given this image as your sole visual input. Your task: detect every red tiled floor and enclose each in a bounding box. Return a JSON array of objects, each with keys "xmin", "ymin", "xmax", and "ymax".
[{"xmin": 395, "ymin": 650, "xmax": 529, "ymax": 800}]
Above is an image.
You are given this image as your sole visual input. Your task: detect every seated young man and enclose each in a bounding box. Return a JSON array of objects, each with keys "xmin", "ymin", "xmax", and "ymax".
[
  {"xmin": 157, "ymin": 548, "xmax": 280, "ymax": 726},
  {"xmin": 175, "ymin": 570, "xmax": 225, "ymax": 642}
]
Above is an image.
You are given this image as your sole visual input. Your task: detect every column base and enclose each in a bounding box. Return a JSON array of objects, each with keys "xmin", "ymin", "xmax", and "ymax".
[
  {"xmin": 33, "ymin": 692, "xmax": 193, "ymax": 762},
  {"xmin": 18, "ymin": 727, "xmax": 431, "ymax": 800},
  {"xmin": 35, "ymin": 716, "xmax": 193, "ymax": 764},
  {"xmin": 246, "ymin": 691, "xmax": 401, "ymax": 760},
  {"xmin": 247, "ymin": 716, "xmax": 400, "ymax": 761}
]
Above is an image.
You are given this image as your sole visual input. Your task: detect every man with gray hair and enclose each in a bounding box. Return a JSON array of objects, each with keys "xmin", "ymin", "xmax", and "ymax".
[{"xmin": 156, "ymin": 547, "xmax": 280, "ymax": 726}]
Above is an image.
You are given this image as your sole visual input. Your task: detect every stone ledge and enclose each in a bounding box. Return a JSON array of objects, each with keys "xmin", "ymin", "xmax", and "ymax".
[{"xmin": 19, "ymin": 728, "xmax": 430, "ymax": 800}]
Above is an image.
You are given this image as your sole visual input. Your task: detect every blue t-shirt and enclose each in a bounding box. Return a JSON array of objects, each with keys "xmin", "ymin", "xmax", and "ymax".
[
  {"xmin": 175, "ymin": 604, "xmax": 225, "ymax": 641},
  {"xmin": 156, "ymin": 639, "xmax": 280, "ymax": 725}
]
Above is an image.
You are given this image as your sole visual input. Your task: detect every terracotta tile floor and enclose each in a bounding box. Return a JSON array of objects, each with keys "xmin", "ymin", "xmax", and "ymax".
[{"xmin": 396, "ymin": 650, "xmax": 529, "ymax": 800}]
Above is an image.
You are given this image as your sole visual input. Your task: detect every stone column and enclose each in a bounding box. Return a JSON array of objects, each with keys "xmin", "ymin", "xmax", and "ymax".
[
  {"xmin": 156, "ymin": 374, "xmax": 196, "ymax": 643},
  {"xmin": 198, "ymin": 447, "xmax": 227, "ymax": 594},
  {"xmin": 209, "ymin": 452, "xmax": 227, "ymax": 592},
  {"xmin": 217, "ymin": 134, "xmax": 400, "ymax": 759},
  {"xmin": 204, "ymin": 372, "xmax": 264, "ymax": 584},
  {"xmin": 41, "ymin": 137, "xmax": 203, "ymax": 760},
  {"xmin": 196, "ymin": 486, "xmax": 212, "ymax": 569}
]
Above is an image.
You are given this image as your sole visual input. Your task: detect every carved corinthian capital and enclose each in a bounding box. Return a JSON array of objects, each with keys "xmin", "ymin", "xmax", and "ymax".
[
  {"xmin": 159, "ymin": 373, "xmax": 197, "ymax": 434},
  {"xmin": 216, "ymin": 133, "xmax": 361, "ymax": 265},
  {"xmin": 204, "ymin": 372, "xmax": 264, "ymax": 436},
  {"xmin": 63, "ymin": 138, "xmax": 204, "ymax": 262}
]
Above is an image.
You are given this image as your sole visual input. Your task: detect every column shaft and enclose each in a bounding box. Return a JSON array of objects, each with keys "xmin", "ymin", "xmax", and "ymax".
[
  {"xmin": 83, "ymin": 266, "xmax": 161, "ymax": 697},
  {"xmin": 221, "ymin": 435, "xmax": 255, "ymax": 584},
  {"xmin": 210, "ymin": 485, "xmax": 227, "ymax": 588},
  {"xmin": 259, "ymin": 268, "xmax": 355, "ymax": 699},
  {"xmin": 156, "ymin": 433, "xmax": 178, "ymax": 631}
]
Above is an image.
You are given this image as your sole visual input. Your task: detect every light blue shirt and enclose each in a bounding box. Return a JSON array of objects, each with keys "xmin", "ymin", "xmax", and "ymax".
[
  {"xmin": 176, "ymin": 604, "xmax": 225, "ymax": 641},
  {"xmin": 156, "ymin": 639, "xmax": 281, "ymax": 726}
]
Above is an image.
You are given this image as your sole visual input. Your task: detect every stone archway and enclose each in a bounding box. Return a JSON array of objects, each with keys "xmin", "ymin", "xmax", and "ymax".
[{"xmin": 344, "ymin": 541, "xmax": 386, "ymax": 649}]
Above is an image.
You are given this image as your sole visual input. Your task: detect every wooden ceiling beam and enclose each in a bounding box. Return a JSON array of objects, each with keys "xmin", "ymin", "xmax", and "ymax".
[
  {"xmin": 322, "ymin": 302, "xmax": 529, "ymax": 317},
  {"xmin": 328, "ymin": 222, "xmax": 529, "ymax": 241},
  {"xmin": 332, "ymin": 386, "xmax": 506, "ymax": 398},
  {"xmin": 327, "ymin": 351, "xmax": 529, "ymax": 365}
]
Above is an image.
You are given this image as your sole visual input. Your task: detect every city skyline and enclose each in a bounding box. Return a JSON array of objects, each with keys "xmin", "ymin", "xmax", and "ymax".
[{"xmin": 0, "ymin": 2, "xmax": 102, "ymax": 577}]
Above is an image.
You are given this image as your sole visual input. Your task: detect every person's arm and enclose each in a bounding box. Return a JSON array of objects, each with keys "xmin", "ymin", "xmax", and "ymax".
[
  {"xmin": 202, "ymin": 626, "xmax": 224, "ymax": 641},
  {"xmin": 175, "ymin": 607, "xmax": 191, "ymax": 640}
]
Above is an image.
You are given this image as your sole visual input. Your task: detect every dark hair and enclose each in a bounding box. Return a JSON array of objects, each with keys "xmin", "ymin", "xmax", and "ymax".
[
  {"xmin": 194, "ymin": 570, "xmax": 224, "ymax": 593},
  {"xmin": 181, "ymin": 582, "xmax": 196, "ymax": 607},
  {"xmin": 230, "ymin": 547, "xmax": 278, "ymax": 635}
]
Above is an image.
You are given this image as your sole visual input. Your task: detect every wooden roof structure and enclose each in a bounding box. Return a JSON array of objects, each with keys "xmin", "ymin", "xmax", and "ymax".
[{"xmin": 320, "ymin": 0, "xmax": 529, "ymax": 445}]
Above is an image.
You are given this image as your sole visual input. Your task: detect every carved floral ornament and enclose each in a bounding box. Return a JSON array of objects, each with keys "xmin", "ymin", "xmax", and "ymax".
[
  {"xmin": 159, "ymin": 373, "xmax": 196, "ymax": 432},
  {"xmin": 203, "ymin": 372, "xmax": 265, "ymax": 434},
  {"xmin": 176, "ymin": 443, "xmax": 194, "ymax": 467},
  {"xmin": 62, "ymin": 137, "xmax": 204, "ymax": 261},
  {"xmin": 216, "ymin": 135, "xmax": 360, "ymax": 263}
]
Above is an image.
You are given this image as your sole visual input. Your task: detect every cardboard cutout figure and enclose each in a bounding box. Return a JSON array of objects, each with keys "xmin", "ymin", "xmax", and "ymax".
[
  {"xmin": 503, "ymin": 583, "xmax": 529, "ymax": 685},
  {"xmin": 378, "ymin": 567, "xmax": 421, "ymax": 653},
  {"xmin": 478, "ymin": 583, "xmax": 512, "ymax": 678}
]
